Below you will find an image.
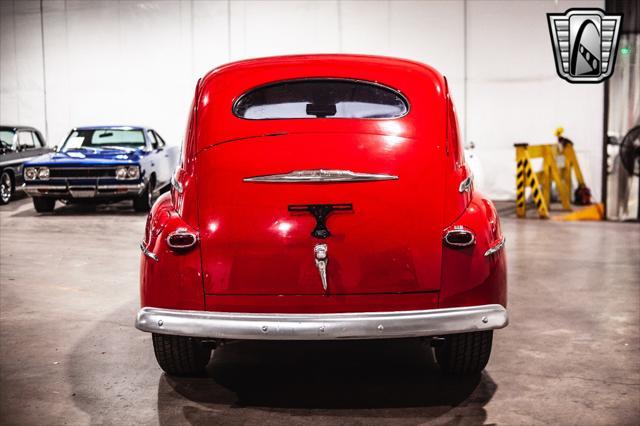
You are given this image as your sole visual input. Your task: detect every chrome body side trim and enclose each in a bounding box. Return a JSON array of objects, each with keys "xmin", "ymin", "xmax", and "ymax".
[
  {"xmin": 459, "ymin": 175, "xmax": 473, "ymax": 193},
  {"xmin": 244, "ymin": 169, "xmax": 399, "ymax": 183},
  {"xmin": 135, "ymin": 304, "xmax": 508, "ymax": 340},
  {"xmin": 0, "ymin": 156, "xmax": 38, "ymax": 167},
  {"xmin": 484, "ymin": 237, "xmax": 506, "ymax": 257},
  {"xmin": 171, "ymin": 174, "xmax": 183, "ymax": 193},
  {"xmin": 140, "ymin": 242, "xmax": 158, "ymax": 261}
]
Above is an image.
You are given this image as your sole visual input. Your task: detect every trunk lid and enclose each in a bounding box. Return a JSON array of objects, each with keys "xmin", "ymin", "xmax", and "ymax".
[{"xmin": 197, "ymin": 132, "xmax": 445, "ymax": 295}]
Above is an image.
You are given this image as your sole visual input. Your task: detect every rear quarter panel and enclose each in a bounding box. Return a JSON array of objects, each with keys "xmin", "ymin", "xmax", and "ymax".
[
  {"xmin": 439, "ymin": 193, "xmax": 507, "ymax": 308},
  {"xmin": 140, "ymin": 193, "xmax": 204, "ymax": 310}
]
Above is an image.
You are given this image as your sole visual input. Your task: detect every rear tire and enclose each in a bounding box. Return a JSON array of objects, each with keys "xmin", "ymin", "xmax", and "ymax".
[
  {"xmin": 435, "ymin": 331, "xmax": 493, "ymax": 375},
  {"xmin": 0, "ymin": 171, "xmax": 13, "ymax": 205},
  {"xmin": 32, "ymin": 197, "xmax": 56, "ymax": 213},
  {"xmin": 151, "ymin": 334, "xmax": 212, "ymax": 376}
]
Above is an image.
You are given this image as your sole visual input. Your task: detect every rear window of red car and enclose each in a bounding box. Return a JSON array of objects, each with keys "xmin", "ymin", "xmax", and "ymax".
[{"xmin": 233, "ymin": 79, "xmax": 409, "ymax": 120}]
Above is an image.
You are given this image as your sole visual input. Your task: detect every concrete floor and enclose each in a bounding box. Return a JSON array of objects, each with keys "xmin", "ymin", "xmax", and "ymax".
[{"xmin": 0, "ymin": 196, "xmax": 638, "ymax": 425}]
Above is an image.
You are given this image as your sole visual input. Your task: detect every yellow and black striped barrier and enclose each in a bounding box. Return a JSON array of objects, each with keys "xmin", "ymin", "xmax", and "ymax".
[
  {"xmin": 514, "ymin": 128, "xmax": 591, "ymax": 219},
  {"xmin": 515, "ymin": 143, "xmax": 549, "ymax": 218}
]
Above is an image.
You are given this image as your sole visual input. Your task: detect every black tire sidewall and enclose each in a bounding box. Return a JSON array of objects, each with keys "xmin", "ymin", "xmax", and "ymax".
[
  {"xmin": 133, "ymin": 180, "xmax": 154, "ymax": 212},
  {"xmin": 32, "ymin": 197, "xmax": 56, "ymax": 213},
  {"xmin": 151, "ymin": 333, "xmax": 211, "ymax": 376},
  {"xmin": 435, "ymin": 331, "xmax": 493, "ymax": 375},
  {"xmin": 0, "ymin": 171, "xmax": 13, "ymax": 205}
]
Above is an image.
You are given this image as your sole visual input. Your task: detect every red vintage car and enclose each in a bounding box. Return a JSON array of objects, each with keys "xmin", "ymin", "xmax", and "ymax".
[{"xmin": 136, "ymin": 54, "xmax": 507, "ymax": 376}]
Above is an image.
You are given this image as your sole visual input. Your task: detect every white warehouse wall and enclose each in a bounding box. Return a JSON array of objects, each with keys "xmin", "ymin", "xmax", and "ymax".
[
  {"xmin": 0, "ymin": 0, "xmax": 604, "ymax": 200},
  {"xmin": 467, "ymin": 0, "xmax": 604, "ymax": 200}
]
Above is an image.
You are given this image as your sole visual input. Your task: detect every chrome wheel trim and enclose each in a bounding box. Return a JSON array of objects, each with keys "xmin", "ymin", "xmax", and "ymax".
[{"xmin": 0, "ymin": 172, "xmax": 12, "ymax": 203}]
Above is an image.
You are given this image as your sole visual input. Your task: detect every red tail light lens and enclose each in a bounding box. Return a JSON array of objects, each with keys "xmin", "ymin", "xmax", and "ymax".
[
  {"xmin": 167, "ymin": 229, "xmax": 198, "ymax": 251},
  {"xmin": 443, "ymin": 226, "xmax": 476, "ymax": 248}
]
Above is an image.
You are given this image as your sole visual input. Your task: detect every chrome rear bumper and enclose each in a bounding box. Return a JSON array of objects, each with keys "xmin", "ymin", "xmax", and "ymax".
[{"xmin": 135, "ymin": 304, "xmax": 508, "ymax": 340}]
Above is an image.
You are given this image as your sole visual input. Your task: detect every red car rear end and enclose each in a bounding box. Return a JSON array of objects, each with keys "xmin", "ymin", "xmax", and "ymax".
[{"xmin": 136, "ymin": 55, "xmax": 507, "ymax": 376}]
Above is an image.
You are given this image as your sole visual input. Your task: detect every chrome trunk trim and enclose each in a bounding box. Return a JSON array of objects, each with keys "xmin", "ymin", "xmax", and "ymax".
[
  {"xmin": 484, "ymin": 237, "xmax": 506, "ymax": 257},
  {"xmin": 244, "ymin": 169, "xmax": 398, "ymax": 183},
  {"xmin": 135, "ymin": 304, "xmax": 508, "ymax": 340}
]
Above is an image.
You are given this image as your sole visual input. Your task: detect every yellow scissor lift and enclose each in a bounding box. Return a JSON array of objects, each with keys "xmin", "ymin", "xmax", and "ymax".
[{"xmin": 514, "ymin": 128, "xmax": 593, "ymax": 219}]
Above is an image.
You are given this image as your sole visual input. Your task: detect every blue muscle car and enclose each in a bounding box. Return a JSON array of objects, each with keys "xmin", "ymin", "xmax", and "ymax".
[{"xmin": 22, "ymin": 126, "xmax": 179, "ymax": 212}]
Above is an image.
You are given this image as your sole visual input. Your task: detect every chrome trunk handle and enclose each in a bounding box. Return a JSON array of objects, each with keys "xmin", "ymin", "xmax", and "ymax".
[{"xmin": 314, "ymin": 243, "xmax": 328, "ymax": 292}]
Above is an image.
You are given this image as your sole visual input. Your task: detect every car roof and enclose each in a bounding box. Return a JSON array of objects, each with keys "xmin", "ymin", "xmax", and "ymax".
[
  {"xmin": 0, "ymin": 125, "xmax": 41, "ymax": 132},
  {"xmin": 73, "ymin": 125, "xmax": 149, "ymax": 131},
  {"xmin": 202, "ymin": 54, "xmax": 438, "ymax": 80},
  {"xmin": 196, "ymin": 54, "xmax": 448, "ymax": 150}
]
